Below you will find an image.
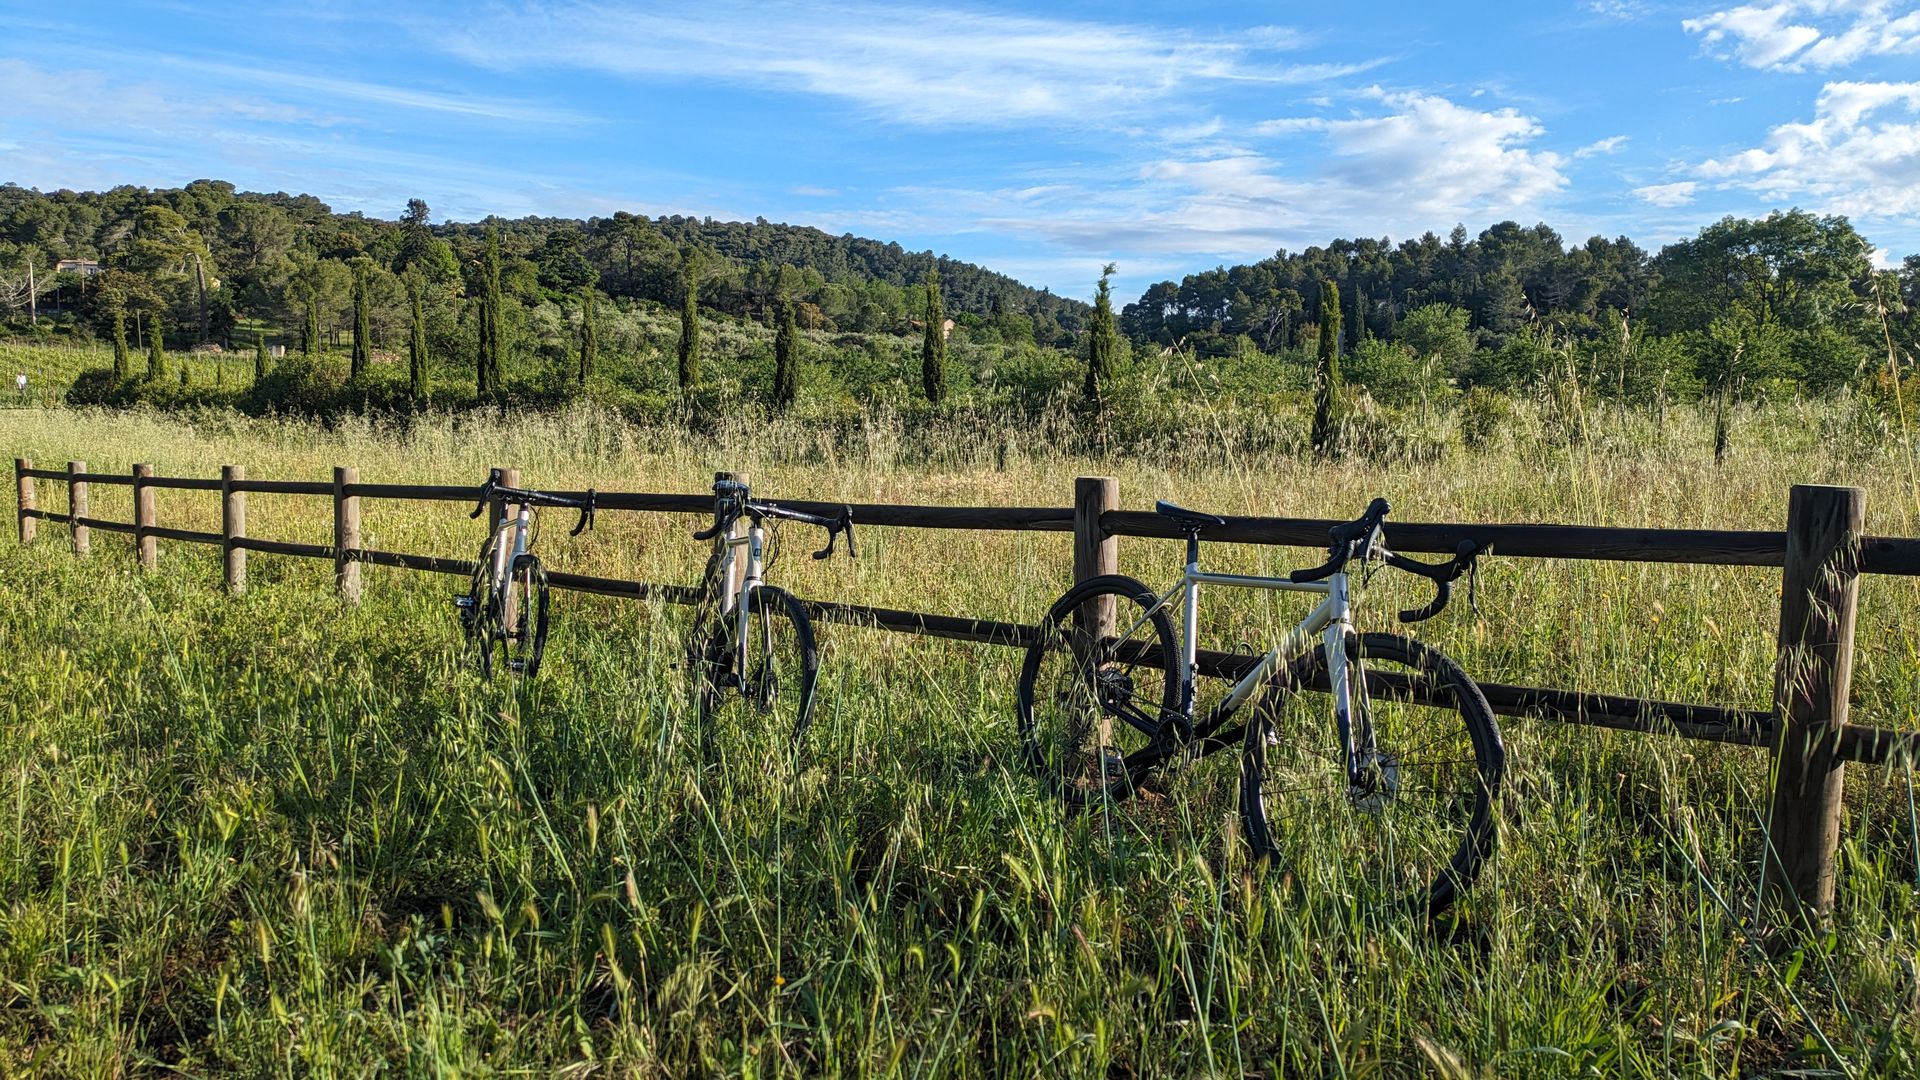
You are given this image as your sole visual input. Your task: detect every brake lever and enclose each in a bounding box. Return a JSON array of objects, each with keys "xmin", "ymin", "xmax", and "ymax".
[
  {"xmin": 570, "ymin": 490, "xmax": 596, "ymax": 536},
  {"xmin": 811, "ymin": 508, "xmax": 856, "ymax": 560},
  {"xmin": 468, "ymin": 470, "xmax": 501, "ymax": 519}
]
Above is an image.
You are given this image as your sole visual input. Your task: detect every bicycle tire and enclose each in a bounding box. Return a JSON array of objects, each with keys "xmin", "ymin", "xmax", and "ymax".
[
  {"xmin": 1016, "ymin": 574, "xmax": 1185, "ymax": 807},
  {"xmin": 696, "ymin": 584, "xmax": 820, "ymax": 753},
  {"xmin": 465, "ymin": 531, "xmax": 505, "ymax": 679},
  {"xmin": 1240, "ymin": 632, "xmax": 1503, "ymax": 917},
  {"xmin": 503, "ymin": 554, "xmax": 551, "ymax": 680}
]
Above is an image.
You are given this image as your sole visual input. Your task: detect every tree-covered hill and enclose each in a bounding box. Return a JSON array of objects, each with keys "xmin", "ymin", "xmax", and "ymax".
[
  {"xmin": 0, "ymin": 180, "xmax": 1088, "ymax": 348},
  {"xmin": 1123, "ymin": 214, "xmax": 1918, "ymax": 396}
]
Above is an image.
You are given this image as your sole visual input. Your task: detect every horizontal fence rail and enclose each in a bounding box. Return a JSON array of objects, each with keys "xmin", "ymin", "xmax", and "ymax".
[{"xmin": 12, "ymin": 457, "xmax": 1917, "ymax": 921}]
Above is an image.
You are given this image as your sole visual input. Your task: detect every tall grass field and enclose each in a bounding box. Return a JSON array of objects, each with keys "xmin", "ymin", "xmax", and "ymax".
[{"xmin": 3, "ymin": 398, "xmax": 1919, "ymax": 1076}]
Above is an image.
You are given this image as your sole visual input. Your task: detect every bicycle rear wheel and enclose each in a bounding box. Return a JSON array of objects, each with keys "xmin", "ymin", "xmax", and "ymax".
[
  {"xmin": 696, "ymin": 584, "xmax": 819, "ymax": 753},
  {"xmin": 1240, "ymin": 632, "xmax": 1503, "ymax": 917},
  {"xmin": 1016, "ymin": 574, "xmax": 1184, "ymax": 806}
]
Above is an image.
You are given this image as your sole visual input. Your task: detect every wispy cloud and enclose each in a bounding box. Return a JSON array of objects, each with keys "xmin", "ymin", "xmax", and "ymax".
[
  {"xmin": 1683, "ymin": 1, "xmax": 1920, "ymax": 71},
  {"xmin": 1634, "ymin": 180, "xmax": 1699, "ymax": 206},
  {"xmin": 424, "ymin": 2, "xmax": 1371, "ymax": 128}
]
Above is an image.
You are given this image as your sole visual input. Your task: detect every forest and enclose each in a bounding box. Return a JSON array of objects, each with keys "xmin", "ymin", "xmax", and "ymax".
[{"xmin": 1, "ymin": 179, "xmax": 1917, "ymax": 422}]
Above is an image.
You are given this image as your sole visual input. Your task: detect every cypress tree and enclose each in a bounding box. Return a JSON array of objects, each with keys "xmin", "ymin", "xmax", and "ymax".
[
  {"xmin": 773, "ymin": 300, "xmax": 799, "ymax": 409},
  {"xmin": 578, "ymin": 287, "xmax": 598, "ymax": 385},
  {"xmin": 147, "ymin": 313, "xmax": 167, "ymax": 382},
  {"xmin": 255, "ymin": 332, "xmax": 269, "ymax": 382},
  {"xmin": 408, "ymin": 278, "xmax": 428, "ymax": 401},
  {"xmin": 1084, "ymin": 263, "xmax": 1118, "ymax": 403},
  {"xmin": 1311, "ymin": 278, "xmax": 1344, "ymax": 457},
  {"xmin": 921, "ymin": 267, "xmax": 946, "ymax": 404},
  {"xmin": 478, "ymin": 229, "xmax": 505, "ymax": 399},
  {"xmin": 350, "ymin": 262, "xmax": 371, "ymax": 377},
  {"xmin": 304, "ymin": 288, "xmax": 322, "ymax": 357},
  {"xmin": 677, "ymin": 250, "xmax": 701, "ymax": 390},
  {"xmin": 112, "ymin": 308, "xmax": 130, "ymax": 380}
]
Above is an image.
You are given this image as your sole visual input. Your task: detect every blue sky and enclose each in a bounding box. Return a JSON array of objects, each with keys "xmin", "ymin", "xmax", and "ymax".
[{"xmin": 2, "ymin": 1, "xmax": 1917, "ymax": 298}]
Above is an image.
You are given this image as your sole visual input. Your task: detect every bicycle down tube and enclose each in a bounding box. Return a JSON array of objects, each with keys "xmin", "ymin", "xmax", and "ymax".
[{"xmin": 1122, "ymin": 537, "xmax": 1370, "ymax": 787}]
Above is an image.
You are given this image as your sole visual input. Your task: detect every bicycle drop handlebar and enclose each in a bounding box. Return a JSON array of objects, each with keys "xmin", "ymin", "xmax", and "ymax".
[
  {"xmin": 691, "ymin": 478, "xmax": 857, "ymax": 561},
  {"xmin": 1287, "ymin": 496, "xmax": 1487, "ymax": 623},
  {"xmin": 468, "ymin": 469, "xmax": 598, "ymax": 536}
]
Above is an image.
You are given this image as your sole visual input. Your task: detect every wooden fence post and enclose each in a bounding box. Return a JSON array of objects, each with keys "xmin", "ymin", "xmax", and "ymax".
[
  {"xmin": 67, "ymin": 461, "xmax": 89, "ymax": 556},
  {"xmin": 486, "ymin": 466, "xmax": 520, "ymax": 548},
  {"xmin": 1072, "ymin": 476, "xmax": 1120, "ymax": 747},
  {"xmin": 334, "ymin": 466, "xmax": 361, "ymax": 603},
  {"xmin": 222, "ymin": 465, "xmax": 246, "ymax": 595},
  {"xmin": 133, "ymin": 464, "xmax": 155, "ymax": 568},
  {"xmin": 1763, "ymin": 483, "xmax": 1863, "ymax": 923},
  {"xmin": 1072, "ymin": 476, "xmax": 1119, "ymax": 638},
  {"xmin": 15, "ymin": 458, "xmax": 34, "ymax": 545}
]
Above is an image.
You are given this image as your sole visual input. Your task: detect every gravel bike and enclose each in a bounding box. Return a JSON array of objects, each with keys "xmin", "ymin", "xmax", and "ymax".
[
  {"xmin": 1017, "ymin": 496, "xmax": 1503, "ymax": 915},
  {"xmin": 687, "ymin": 475, "xmax": 855, "ymax": 752},
  {"xmin": 454, "ymin": 469, "xmax": 596, "ymax": 680}
]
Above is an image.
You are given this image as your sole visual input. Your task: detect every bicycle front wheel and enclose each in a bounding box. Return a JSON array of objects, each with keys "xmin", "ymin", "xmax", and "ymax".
[
  {"xmin": 697, "ymin": 584, "xmax": 820, "ymax": 752},
  {"xmin": 500, "ymin": 554, "xmax": 551, "ymax": 679},
  {"xmin": 1016, "ymin": 574, "xmax": 1184, "ymax": 806},
  {"xmin": 1240, "ymin": 632, "xmax": 1503, "ymax": 917}
]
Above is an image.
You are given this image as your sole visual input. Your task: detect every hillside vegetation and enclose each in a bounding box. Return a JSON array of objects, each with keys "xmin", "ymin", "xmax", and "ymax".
[{"xmin": 1, "ymin": 183, "xmax": 1916, "ymax": 429}]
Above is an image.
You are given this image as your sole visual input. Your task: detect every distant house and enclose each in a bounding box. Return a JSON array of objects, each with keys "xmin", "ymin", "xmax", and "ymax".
[
  {"xmin": 53, "ymin": 259, "xmax": 102, "ymax": 277},
  {"xmin": 909, "ymin": 317, "xmax": 956, "ymax": 340}
]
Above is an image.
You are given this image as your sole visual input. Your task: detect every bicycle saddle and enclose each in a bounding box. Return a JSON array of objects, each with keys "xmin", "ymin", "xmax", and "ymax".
[{"xmin": 1155, "ymin": 500, "xmax": 1227, "ymax": 530}]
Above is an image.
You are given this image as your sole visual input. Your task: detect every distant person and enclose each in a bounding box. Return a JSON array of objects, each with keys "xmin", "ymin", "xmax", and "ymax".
[{"xmin": 14, "ymin": 373, "xmax": 24, "ymax": 398}]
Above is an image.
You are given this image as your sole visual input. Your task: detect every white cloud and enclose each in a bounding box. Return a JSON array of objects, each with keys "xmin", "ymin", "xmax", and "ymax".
[
  {"xmin": 1687, "ymin": 80, "xmax": 1920, "ymax": 217},
  {"xmin": 1684, "ymin": 1, "xmax": 1920, "ymax": 71},
  {"xmin": 968, "ymin": 90, "xmax": 1571, "ymax": 258},
  {"xmin": 1634, "ymin": 181, "xmax": 1701, "ymax": 206},
  {"xmin": 425, "ymin": 2, "xmax": 1367, "ymax": 128}
]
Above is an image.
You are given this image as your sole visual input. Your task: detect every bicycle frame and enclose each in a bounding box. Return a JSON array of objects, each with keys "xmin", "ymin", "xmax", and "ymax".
[{"xmin": 1123, "ymin": 532, "xmax": 1373, "ymax": 787}]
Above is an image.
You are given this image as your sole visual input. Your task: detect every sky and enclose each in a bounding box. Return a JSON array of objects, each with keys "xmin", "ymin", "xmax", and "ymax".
[{"xmin": 2, "ymin": 1, "xmax": 1918, "ymax": 299}]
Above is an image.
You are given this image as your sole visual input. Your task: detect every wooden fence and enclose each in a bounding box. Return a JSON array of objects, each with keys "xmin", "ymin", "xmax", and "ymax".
[{"xmin": 14, "ymin": 457, "xmax": 1920, "ymax": 922}]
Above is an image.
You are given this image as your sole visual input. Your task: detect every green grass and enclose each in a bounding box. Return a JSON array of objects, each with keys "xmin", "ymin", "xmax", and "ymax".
[{"xmin": 2, "ymin": 401, "xmax": 1919, "ymax": 1075}]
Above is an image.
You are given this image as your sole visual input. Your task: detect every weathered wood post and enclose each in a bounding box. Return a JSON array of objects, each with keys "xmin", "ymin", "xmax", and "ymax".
[
  {"xmin": 15, "ymin": 458, "xmax": 35, "ymax": 544},
  {"xmin": 1073, "ymin": 476, "xmax": 1120, "ymax": 746},
  {"xmin": 486, "ymin": 466, "xmax": 520, "ymax": 545},
  {"xmin": 1763, "ymin": 483, "xmax": 1863, "ymax": 923},
  {"xmin": 133, "ymin": 464, "xmax": 156, "ymax": 568},
  {"xmin": 67, "ymin": 461, "xmax": 89, "ymax": 556},
  {"xmin": 221, "ymin": 465, "xmax": 246, "ymax": 595},
  {"xmin": 333, "ymin": 466, "xmax": 361, "ymax": 603}
]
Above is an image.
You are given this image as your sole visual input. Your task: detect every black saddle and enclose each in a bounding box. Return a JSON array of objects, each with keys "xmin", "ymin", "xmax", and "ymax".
[{"xmin": 1155, "ymin": 500, "xmax": 1226, "ymax": 531}]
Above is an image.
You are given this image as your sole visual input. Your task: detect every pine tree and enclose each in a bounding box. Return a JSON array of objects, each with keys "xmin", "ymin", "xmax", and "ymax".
[
  {"xmin": 112, "ymin": 308, "xmax": 130, "ymax": 380},
  {"xmin": 578, "ymin": 287, "xmax": 598, "ymax": 385},
  {"xmin": 478, "ymin": 229, "xmax": 505, "ymax": 399},
  {"xmin": 147, "ymin": 313, "xmax": 167, "ymax": 382},
  {"xmin": 921, "ymin": 267, "xmax": 946, "ymax": 404},
  {"xmin": 408, "ymin": 278, "xmax": 428, "ymax": 401},
  {"xmin": 773, "ymin": 300, "xmax": 799, "ymax": 409},
  {"xmin": 255, "ymin": 332, "xmax": 269, "ymax": 382},
  {"xmin": 1311, "ymin": 278, "xmax": 1344, "ymax": 457},
  {"xmin": 677, "ymin": 250, "xmax": 701, "ymax": 390},
  {"xmin": 350, "ymin": 262, "xmax": 371, "ymax": 377},
  {"xmin": 1084, "ymin": 263, "xmax": 1118, "ymax": 403}
]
